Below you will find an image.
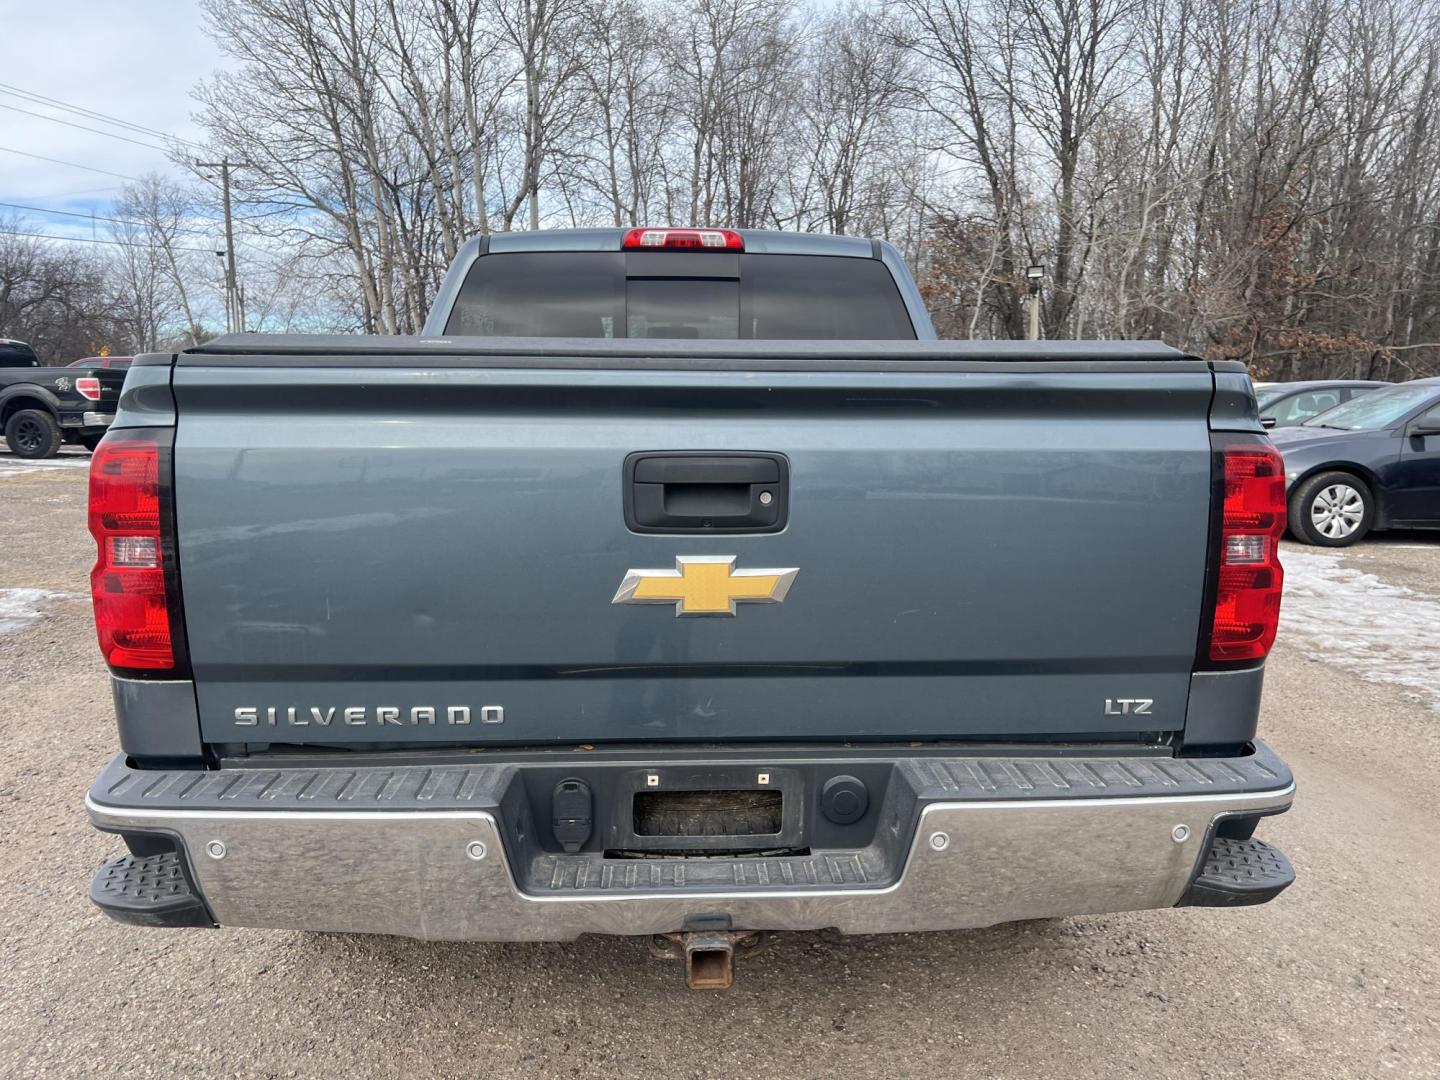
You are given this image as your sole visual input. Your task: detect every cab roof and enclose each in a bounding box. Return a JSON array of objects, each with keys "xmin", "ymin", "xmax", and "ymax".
[{"xmin": 478, "ymin": 228, "xmax": 877, "ymax": 259}]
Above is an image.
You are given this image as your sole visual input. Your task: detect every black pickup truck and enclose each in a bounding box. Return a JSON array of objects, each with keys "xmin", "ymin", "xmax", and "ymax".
[{"xmin": 1, "ymin": 339, "xmax": 123, "ymax": 457}]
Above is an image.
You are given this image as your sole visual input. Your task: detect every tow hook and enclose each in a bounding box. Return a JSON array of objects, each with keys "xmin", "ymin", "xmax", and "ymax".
[{"xmin": 647, "ymin": 930, "xmax": 775, "ymax": 990}]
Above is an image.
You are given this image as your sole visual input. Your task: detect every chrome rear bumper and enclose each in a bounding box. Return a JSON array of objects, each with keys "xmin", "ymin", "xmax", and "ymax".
[{"xmin": 86, "ymin": 749, "xmax": 1294, "ymax": 940}]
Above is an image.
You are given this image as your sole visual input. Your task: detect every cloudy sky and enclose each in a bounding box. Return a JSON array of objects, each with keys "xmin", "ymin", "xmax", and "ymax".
[{"xmin": 0, "ymin": 0, "xmax": 231, "ymax": 242}]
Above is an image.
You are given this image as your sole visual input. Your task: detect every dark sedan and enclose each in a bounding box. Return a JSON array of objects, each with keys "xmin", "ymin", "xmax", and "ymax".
[
  {"xmin": 1253, "ymin": 379, "xmax": 1387, "ymax": 428},
  {"xmin": 1270, "ymin": 378, "xmax": 1440, "ymax": 545}
]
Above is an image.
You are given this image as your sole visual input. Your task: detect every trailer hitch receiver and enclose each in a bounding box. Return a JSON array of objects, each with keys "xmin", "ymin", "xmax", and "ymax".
[{"xmin": 648, "ymin": 930, "xmax": 776, "ymax": 990}]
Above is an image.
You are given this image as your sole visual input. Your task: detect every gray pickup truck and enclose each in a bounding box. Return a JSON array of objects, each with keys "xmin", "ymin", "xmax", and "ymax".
[{"xmin": 84, "ymin": 228, "xmax": 1295, "ymax": 989}]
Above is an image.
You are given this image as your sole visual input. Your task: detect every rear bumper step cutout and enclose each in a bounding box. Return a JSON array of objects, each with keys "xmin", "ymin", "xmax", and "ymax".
[
  {"xmin": 1177, "ymin": 835, "xmax": 1294, "ymax": 907},
  {"xmin": 89, "ymin": 851, "xmax": 215, "ymax": 929}
]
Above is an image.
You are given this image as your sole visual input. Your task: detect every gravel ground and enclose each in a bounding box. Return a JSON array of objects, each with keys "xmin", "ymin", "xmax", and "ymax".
[{"xmin": 1, "ymin": 448, "xmax": 1437, "ymax": 1079}]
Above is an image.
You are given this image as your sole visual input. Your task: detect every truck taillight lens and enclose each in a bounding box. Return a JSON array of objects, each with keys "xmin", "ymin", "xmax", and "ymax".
[
  {"xmin": 1206, "ymin": 443, "xmax": 1286, "ymax": 662},
  {"xmin": 89, "ymin": 431, "xmax": 179, "ymax": 671},
  {"xmin": 621, "ymin": 227, "xmax": 744, "ymax": 251},
  {"xmin": 76, "ymin": 376, "xmax": 102, "ymax": 401}
]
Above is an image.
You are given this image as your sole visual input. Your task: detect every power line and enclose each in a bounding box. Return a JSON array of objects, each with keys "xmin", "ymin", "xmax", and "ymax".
[
  {"xmin": 49, "ymin": 184, "xmax": 125, "ymax": 199},
  {"xmin": 0, "ymin": 83, "xmax": 177, "ymax": 137},
  {"xmin": 0, "ymin": 227, "xmax": 223, "ymax": 255},
  {"xmin": 0, "ymin": 102, "xmax": 174, "ymax": 153},
  {"xmin": 0, "ymin": 146, "xmax": 142, "ymax": 182},
  {"xmin": 0, "ymin": 83, "xmax": 204, "ymax": 149},
  {"xmin": 0, "ymin": 201, "xmax": 217, "ymax": 237}
]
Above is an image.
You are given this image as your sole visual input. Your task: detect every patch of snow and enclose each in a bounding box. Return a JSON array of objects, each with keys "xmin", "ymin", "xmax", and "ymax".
[
  {"xmin": 0, "ymin": 455, "xmax": 91, "ymax": 478},
  {"xmin": 1346, "ymin": 545, "xmax": 1438, "ymax": 554},
  {"xmin": 0, "ymin": 588, "xmax": 74, "ymax": 634},
  {"xmin": 1279, "ymin": 550, "xmax": 1440, "ymax": 711}
]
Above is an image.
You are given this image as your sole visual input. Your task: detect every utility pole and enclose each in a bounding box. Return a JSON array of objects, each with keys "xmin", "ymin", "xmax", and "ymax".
[
  {"xmin": 197, "ymin": 158, "xmax": 239, "ymax": 333},
  {"xmin": 1025, "ymin": 263, "xmax": 1045, "ymax": 341}
]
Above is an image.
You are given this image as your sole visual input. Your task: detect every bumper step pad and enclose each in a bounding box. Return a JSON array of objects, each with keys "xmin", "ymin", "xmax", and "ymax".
[
  {"xmin": 1178, "ymin": 836, "xmax": 1294, "ymax": 907},
  {"xmin": 90, "ymin": 852, "xmax": 214, "ymax": 928}
]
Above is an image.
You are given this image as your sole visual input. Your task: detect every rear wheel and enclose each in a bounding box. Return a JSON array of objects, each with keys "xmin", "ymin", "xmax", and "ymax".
[
  {"xmin": 4, "ymin": 408, "xmax": 63, "ymax": 459},
  {"xmin": 1289, "ymin": 470, "xmax": 1374, "ymax": 546}
]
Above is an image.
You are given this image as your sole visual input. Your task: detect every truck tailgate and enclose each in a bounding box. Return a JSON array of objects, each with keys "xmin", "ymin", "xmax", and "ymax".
[{"xmin": 170, "ymin": 350, "xmax": 1217, "ymax": 747}]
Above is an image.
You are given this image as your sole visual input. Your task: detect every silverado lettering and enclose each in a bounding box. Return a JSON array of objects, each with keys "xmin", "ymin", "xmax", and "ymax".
[{"xmin": 233, "ymin": 705, "xmax": 482, "ymax": 726}]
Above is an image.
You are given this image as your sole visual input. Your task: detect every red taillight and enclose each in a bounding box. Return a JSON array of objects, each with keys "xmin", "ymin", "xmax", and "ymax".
[
  {"xmin": 76, "ymin": 376, "xmax": 102, "ymax": 401},
  {"xmin": 1206, "ymin": 444, "xmax": 1287, "ymax": 662},
  {"xmin": 89, "ymin": 433, "xmax": 175, "ymax": 670},
  {"xmin": 622, "ymin": 227, "xmax": 744, "ymax": 251}
]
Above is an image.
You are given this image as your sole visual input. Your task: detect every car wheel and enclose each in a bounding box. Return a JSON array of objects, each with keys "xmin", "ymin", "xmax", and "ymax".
[
  {"xmin": 4, "ymin": 408, "xmax": 63, "ymax": 459},
  {"xmin": 1289, "ymin": 470, "xmax": 1374, "ymax": 546}
]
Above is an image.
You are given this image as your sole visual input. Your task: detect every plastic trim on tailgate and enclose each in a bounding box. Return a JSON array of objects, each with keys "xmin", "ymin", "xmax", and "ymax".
[{"xmin": 89, "ymin": 743, "xmax": 1290, "ymax": 813}]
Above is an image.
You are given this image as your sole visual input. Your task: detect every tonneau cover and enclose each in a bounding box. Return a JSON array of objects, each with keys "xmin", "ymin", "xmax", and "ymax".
[{"xmin": 173, "ymin": 335, "xmax": 1195, "ymax": 369}]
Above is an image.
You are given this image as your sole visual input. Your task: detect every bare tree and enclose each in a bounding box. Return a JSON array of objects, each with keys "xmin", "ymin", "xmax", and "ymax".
[
  {"xmin": 169, "ymin": 0, "xmax": 1440, "ymax": 374},
  {"xmin": 791, "ymin": 4, "xmax": 912, "ymax": 235},
  {"xmin": 488, "ymin": 0, "xmax": 587, "ymax": 229},
  {"xmin": 0, "ymin": 216, "xmax": 121, "ymax": 362},
  {"xmin": 109, "ymin": 175, "xmax": 206, "ymax": 348}
]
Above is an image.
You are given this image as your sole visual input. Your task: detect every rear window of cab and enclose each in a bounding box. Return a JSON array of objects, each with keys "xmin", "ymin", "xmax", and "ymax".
[{"xmin": 444, "ymin": 252, "xmax": 916, "ymax": 340}]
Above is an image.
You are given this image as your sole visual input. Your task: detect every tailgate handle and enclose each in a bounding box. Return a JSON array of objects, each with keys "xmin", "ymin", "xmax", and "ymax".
[{"xmin": 625, "ymin": 452, "xmax": 788, "ymax": 534}]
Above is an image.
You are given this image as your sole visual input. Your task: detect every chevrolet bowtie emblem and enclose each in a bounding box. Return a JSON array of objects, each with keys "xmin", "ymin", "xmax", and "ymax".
[{"xmin": 612, "ymin": 556, "xmax": 798, "ymax": 617}]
